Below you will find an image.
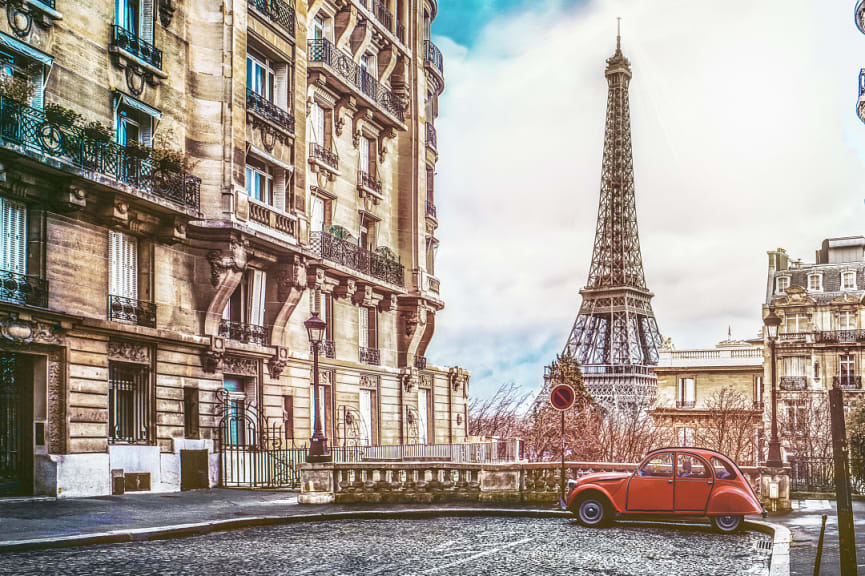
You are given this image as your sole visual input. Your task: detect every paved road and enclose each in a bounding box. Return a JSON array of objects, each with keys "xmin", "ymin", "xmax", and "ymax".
[
  {"xmin": 771, "ymin": 500, "xmax": 865, "ymax": 576},
  {"xmin": 0, "ymin": 517, "xmax": 771, "ymax": 576}
]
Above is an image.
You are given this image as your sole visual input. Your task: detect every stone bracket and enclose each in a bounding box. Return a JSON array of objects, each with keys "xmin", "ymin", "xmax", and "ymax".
[
  {"xmin": 333, "ymin": 278, "xmax": 357, "ymax": 300},
  {"xmin": 202, "ymin": 336, "xmax": 226, "ymax": 373}
]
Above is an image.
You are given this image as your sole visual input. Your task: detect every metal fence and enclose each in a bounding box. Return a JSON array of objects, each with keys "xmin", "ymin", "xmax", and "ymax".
[{"xmin": 789, "ymin": 457, "xmax": 865, "ymax": 494}]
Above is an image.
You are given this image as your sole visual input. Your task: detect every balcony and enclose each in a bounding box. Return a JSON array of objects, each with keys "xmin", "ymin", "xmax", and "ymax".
[
  {"xmin": 424, "ymin": 40, "xmax": 444, "ymax": 75},
  {"xmin": 111, "ymin": 25, "xmax": 163, "ymax": 70},
  {"xmin": 246, "ymin": 89, "xmax": 295, "ymax": 133},
  {"xmin": 307, "ymin": 38, "xmax": 405, "ymax": 125},
  {"xmin": 249, "ymin": 0, "xmax": 295, "ymax": 36},
  {"xmin": 779, "ymin": 376, "xmax": 808, "ymax": 391},
  {"xmin": 358, "ymin": 170, "xmax": 383, "ymax": 197},
  {"xmin": 778, "ymin": 332, "xmax": 812, "ymax": 344},
  {"xmin": 675, "ymin": 400, "xmax": 696, "ymax": 409},
  {"xmin": 414, "ymin": 355, "xmax": 427, "ymax": 370},
  {"xmin": 425, "ymin": 201, "xmax": 437, "ymax": 220},
  {"xmin": 815, "ymin": 330, "xmax": 865, "ymax": 344},
  {"xmin": 367, "ymin": 0, "xmax": 393, "ymax": 32},
  {"xmin": 248, "ymin": 199, "xmax": 296, "ymax": 238},
  {"xmin": 0, "ymin": 97, "xmax": 201, "ymax": 212},
  {"xmin": 0, "ymin": 269, "xmax": 48, "ymax": 307},
  {"xmin": 309, "ymin": 142, "xmax": 339, "ymax": 172},
  {"xmin": 219, "ymin": 319, "xmax": 268, "ymax": 346},
  {"xmin": 108, "ymin": 295, "xmax": 156, "ymax": 328},
  {"xmin": 360, "ymin": 346, "xmax": 380, "ymax": 366},
  {"xmin": 833, "ymin": 375, "xmax": 863, "ymax": 389},
  {"xmin": 311, "ymin": 340, "xmax": 335, "ymax": 359},
  {"xmin": 425, "ymin": 122, "xmax": 437, "ymax": 151},
  {"xmin": 310, "ymin": 231, "xmax": 405, "ymax": 287}
]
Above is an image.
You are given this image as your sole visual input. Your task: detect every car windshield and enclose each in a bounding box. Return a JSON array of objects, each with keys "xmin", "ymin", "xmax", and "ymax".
[{"xmin": 710, "ymin": 456, "xmax": 737, "ymax": 480}]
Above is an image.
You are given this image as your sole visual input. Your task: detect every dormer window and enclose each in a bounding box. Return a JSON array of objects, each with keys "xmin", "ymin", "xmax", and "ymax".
[
  {"xmin": 842, "ymin": 271, "xmax": 856, "ymax": 291},
  {"xmin": 807, "ymin": 273, "xmax": 822, "ymax": 292},
  {"xmin": 776, "ymin": 276, "xmax": 790, "ymax": 294}
]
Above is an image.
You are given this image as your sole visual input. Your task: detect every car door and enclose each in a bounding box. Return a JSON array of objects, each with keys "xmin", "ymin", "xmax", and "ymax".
[
  {"xmin": 674, "ymin": 452, "xmax": 714, "ymax": 512},
  {"xmin": 627, "ymin": 452, "xmax": 674, "ymax": 511}
]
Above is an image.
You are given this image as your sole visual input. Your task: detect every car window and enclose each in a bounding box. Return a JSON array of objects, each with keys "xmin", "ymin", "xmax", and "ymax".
[
  {"xmin": 638, "ymin": 453, "xmax": 673, "ymax": 477},
  {"xmin": 677, "ymin": 453, "xmax": 710, "ymax": 478},
  {"xmin": 710, "ymin": 456, "xmax": 737, "ymax": 480}
]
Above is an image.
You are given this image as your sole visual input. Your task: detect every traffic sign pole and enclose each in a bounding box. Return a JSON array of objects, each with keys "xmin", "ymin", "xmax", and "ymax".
[{"xmin": 549, "ymin": 384, "xmax": 576, "ymax": 508}]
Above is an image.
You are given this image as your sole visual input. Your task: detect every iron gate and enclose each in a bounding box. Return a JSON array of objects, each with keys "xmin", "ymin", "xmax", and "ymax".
[
  {"xmin": 0, "ymin": 353, "xmax": 20, "ymax": 494},
  {"xmin": 216, "ymin": 389, "xmax": 307, "ymax": 488}
]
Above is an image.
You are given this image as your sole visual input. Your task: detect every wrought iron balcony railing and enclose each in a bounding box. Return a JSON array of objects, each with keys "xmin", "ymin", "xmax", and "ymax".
[
  {"xmin": 425, "ymin": 122, "xmax": 437, "ymax": 151},
  {"xmin": 370, "ymin": 0, "xmax": 393, "ymax": 31},
  {"xmin": 833, "ymin": 375, "xmax": 863, "ymax": 389},
  {"xmin": 815, "ymin": 330, "xmax": 865, "ymax": 344},
  {"xmin": 111, "ymin": 25, "xmax": 163, "ymax": 70},
  {"xmin": 425, "ymin": 201, "xmax": 437, "ymax": 219},
  {"xmin": 778, "ymin": 332, "xmax": 812, "ymax": 344},
  {"xmin": 360, "ymin": 346, "xmax": 380, "ymax": 366},
  {"xmin": 424, "ymin": 40, "xmax": 443, "ymax": 75},
  {"xmin": 397, "ymin": 22, "xmax": 406, "ymax": 44},
  {"xmin": 219, "ymin": 319, "xmax": 268, "ymax": 346},
  {"xmin": 780, "ymin": 376, "xmax": 808, "ymax": 391},
  {"xmin": 675, "ymin": 400, "xmax": 696, "ymax": 409},
  {"xmin": 249, "ymin": 0, "xmax": 295, "ymax": 35},
  {"xmin": 358, "ymin": 171, "xmax": 383, "ymax": 195},
  {"xmin": 313, "ymin": 340, "xmax": 335, "ymax": 359},
  {"xmin": 414, "ymin": 355, "xmax": 427, "ymax": 370},
  {"xmin": 309, "ymin": 142, "xmax": 339, "ymax": 171},
  {"xmin": 0, "ymin": 97, "xmax": 201, "ymax": 211},
  {"xmin": 307, "ymin": 38, "xmax": 405, "ymax": 123},
  {"xmin": 108, "ymin": 295, "xmax": 157, "ymax": 328},
  {"xmin": 310, "ymin": 231, "xmax": 405, "ymax": 287},
  {"xmin": 0, "ymin": 269, "xmax": 48, "ymax": 307},
  {"xmin": 246, "ymin": 89, "xmax": 295, "ymax": 133}
]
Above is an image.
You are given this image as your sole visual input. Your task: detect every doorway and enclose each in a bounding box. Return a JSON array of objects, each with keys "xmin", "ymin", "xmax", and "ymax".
[{"xmin": 0, "ymin": 353, "xmax": 33, "ymax": 496}]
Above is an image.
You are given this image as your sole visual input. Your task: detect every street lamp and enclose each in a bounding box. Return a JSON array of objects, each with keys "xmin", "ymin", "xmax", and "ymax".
[
  {"xmin": 763, "ymin": 307, "xmax": 783, "ymax": 468},
  {"xmin": 305, "ymin": 313, "xmax": 331, "ymax": 462}
]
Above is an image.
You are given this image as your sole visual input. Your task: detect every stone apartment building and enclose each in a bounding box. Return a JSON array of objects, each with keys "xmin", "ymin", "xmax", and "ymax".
[
  {"xmin": 650, "ymin": 336, "xmax": 764, "ymax": 466},
  {"xmin": 0, "ymin": 0, "xmax": 466, "ymax": 498},
  {"xmin": 765, "ymin": 237, "xmax": 865, "ymax": 462}
]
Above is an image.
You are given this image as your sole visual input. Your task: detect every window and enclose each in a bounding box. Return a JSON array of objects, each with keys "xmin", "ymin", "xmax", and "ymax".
[
  {"xmin": 677, "ymin": 427, "xmax": 695, "ymax": 447},
  {"xmin": 360, "ymin": 51, "xmax": 377, "ymax": 80},
  {"xmin": 814, "ymin": 361, "xmax": 821, "ymax": 380},
  {"xmin": 358, "ymin": 388, "xmax": 375, "ymax": 446},
  {"xmin": 116, "ymin": 0, "xmax": 154, "ymax": 43},
  {"xmin": 839, "ymin": 310, "xmax": 857, "ymax": 331},
  {"xmin": 359, "ymin": 213, "xmax": 377, "ymax": 251},
  {"xmin": 0, "ymin": 197, "xmax": 26, "ymax": 275},
  {"xmin": 785, "ymin": 313, "xmax": 809, "ymax": 333},
  {"xmin": 784, "ymin": 400, "xmax": 806, "ymax": 436},
  {"xmin": 310, "ymin": 194, "xmax": 326, "ymax": 233},
  {"xmin": 638, "ymin": 453, "xmax": 673, "ymax": 477},
  {"xmin": 842, "ymin": 271, "xmax": 856, "ymax": 291},
  {"xmin": 426, "ymin": 236, "xmax": 438, "ymax": 276},
  {"xmin": 359, "ymin": 135, "xmax": 375, "ymax": 176},
  {"xmin": 0, "ymin": 46, "xmax": 46, "ymax": 110},
  {"xmin": 776, "ymin": 276, "xmax": 790, "ymax": 294},
  {"xmin": 358, "ymin": 306, "xmax": 377, "ymax": 350},
  {"xmin": 417, "ymin": 389, "xmax": 430, "ymax": 444},
  {"xmin": 245, "ymin": 158, "xmax": 274, "ymax": 205},
  {"xmin": 223, "ymin": 269, "xmax": 267, "ymax": 327},
  {"xmin": 677, "ymin": 453, "xmax": 710, "ymax": 478},
  {"xmin": 709, "ymin": 456, "xmax": 737, "ymax": 480},
  {"xmin": 753, "ymin": 376, "xmax": 763, "ymax": 405},
  {"xmin": 841, "ymin": 354, "xmax": 856, "ymax": 381},
  {"xmin": 246, "ymin": 52, "xmax": 274, "ymax": 101},
  {"xmin": 782, "ymin": 356, "xmax": 807, "ymax": 377},
  {"xmin": 183, "ymin": 388, "xmax": 199, "ymax": 439},
  {"xmin": 115, "ymin": 100, "xmax": 155, "ymax": 148},
  {"xmin": 223, "ymin": 378, "xmax": 249, "ymax": 445},
  {"xmin": 109, "ymin": 230, "xmax": 138, "ymax": 300},
  {"xmin": 309, "ymin": 101, "xmax": 329, "ymax": 147},
  {"xmin": 109, "ymin": 361, "xmax": 151, "ymax": 444},
  {"xmin": 312, "ymin": 15, "xmax": 328, "ymax": 40},
  {"xmin": 676, "ymin": 377, "xmax": 695, "ymax": 408},
  {"xmin": 807, "ymin": 273, "xmax": 822, "ymax": 292},
  {"xmin": 283, "ymin": 395, "xmax": 294, "ymax": 441}
]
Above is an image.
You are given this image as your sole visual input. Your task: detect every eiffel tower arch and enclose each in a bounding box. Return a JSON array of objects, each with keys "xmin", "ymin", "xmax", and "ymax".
[{"xmin": 559, "ymin": 27, "xmax": 663, "ymax": 410}]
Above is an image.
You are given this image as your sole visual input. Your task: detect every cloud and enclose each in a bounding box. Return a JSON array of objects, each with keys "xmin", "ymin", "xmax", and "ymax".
[{"xmin": 426, "ymin": 0, "xmax": 865, "ymax": 400}]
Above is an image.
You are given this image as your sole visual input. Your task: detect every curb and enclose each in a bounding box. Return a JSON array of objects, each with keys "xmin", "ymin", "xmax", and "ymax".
[{"xmin": 745, "ymin": 520, "xmax": 791, "ymax": 576}]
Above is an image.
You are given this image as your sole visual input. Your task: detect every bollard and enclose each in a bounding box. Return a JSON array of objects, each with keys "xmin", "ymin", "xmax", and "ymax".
[{"xmin": 813, "ymin": 514, "xmax": 827, "ymax": 576}]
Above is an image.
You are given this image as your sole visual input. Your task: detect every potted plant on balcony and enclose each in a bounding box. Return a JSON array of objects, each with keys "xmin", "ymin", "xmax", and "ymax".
[
  {"xmin": 0, "ymin": 67, "xmax": 36, "ymax": 107},
  {"xmin": 125, "ymin": 139, "xmax": 150, "ymax": 160},
  {"xmin": 83, "ymin": 120, "xmax": 113, "ymax": 144},
  {"xmin": 44, "ymin": 103, "xmax": 81, "ymax": 128}
]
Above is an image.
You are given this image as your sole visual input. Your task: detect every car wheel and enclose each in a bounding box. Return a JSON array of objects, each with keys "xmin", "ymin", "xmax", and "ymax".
[
  {"xmin": 711, "ymin": 515, "xmax": 743, "ymax": 533},
  {"xmin": 577, "ymin": 496, "xmax": 609, "ymax": 527}
]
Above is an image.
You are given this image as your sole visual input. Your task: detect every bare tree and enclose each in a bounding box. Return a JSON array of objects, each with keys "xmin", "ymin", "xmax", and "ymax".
[
  {"xmin": 696, "ymin": 387, "xmax": 761, "ymax": 465},
  {"xmin": 468, "ymin": 380, "xmax": 529, "ymax": 440},
  {"xmin": 778, "ymin": 391, "xmax": 832, "ymax": 461}
]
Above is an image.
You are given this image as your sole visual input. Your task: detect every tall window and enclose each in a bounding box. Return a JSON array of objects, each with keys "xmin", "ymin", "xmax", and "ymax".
[
  {"xmin": 359, "ymin": 214, "xmax": 376, "ymax": 251},
  {"xmin": 0, "ymin": 48, "xmax": 45, "ymax": 110},
  {"xmin": 677, "ymin": 427, "xmax": 695, "ymax": 447},
  {"xmin": 358, "ymin": 388, "xmax": 375, "ymax": 445},
  {"xmin": 782, "ymin": 356, "xmax": 807, "ymax": 377},
  {"xmin": 183, "ymin": 388, "xmax": 199, "ymax": 439},
  {"xmin": 115, "ymin": 99, "xmax": 155, "ymax": 148},
  {"xmin": 223, "ymin": 269, "xmax": 267, "ymax": 327},
  {"xmin": 246, "ymin": 52, "xmax": 274, "ymax": 101},
  {"xmin": 807, "ymin": 273, "xmax": 822, "ymax": 292},
  {"xmin": 775, "ymin": 276, "xmax": 790, "ymax": 294},
  {"xmin": 109, "ymin": 362, "xmax": 151, "ymax": 444},
  {"xmin": 0, "ymin": 197, "xmax": 26, "ymax": 275},
  {"xmin": 839, "ymin": 310, "xmax": 857, "ymax": 331},
  {"xmin": 753, "ymin": 376, "xmax": 763, "ymax": 405},
  {"xmin": 785, "ymin": 313, "xmax": 809, "ymax": 333},
  {"xmin": 359, "ymin": 136, "xmax": 371, "ymax": 176},
  {"xmin": 313, "ymin": 15, "xmax": 327, "ymax": 40},
  {"xmin": 109, "ymin": 230, "xmax": 138, "ymax": 301},
  {"xmin": 358, "ymin": 306, "xmax": 377, "ymax": 350},
  {"xmin": 360, "ymin": 52, "xmax": 377, "ymax": 79},
  {"xmin": 310, "ymin": 195, "xmax": 326, "ymax": 233},
  {"xmin": 116, "ymin": 0, "xmax": 154, "ymax": 43},
  {"xmin": 283, "ymin": 395, "xmax": 294, "ymax": 441},
  {"xmin": 676, "ymin": 377, "xmax": 695, "ymax": 408},
  {"xmin": 308, "ymin": 101, "xmax": 332, "ymax": 150},
  {"xmin": 417, "ymin": 389, "xmax": 429, "ymax": 444},
  {"xmin": 840, "ymin": 354, "xmax": 856, "ymax": 380},
  {"xmin": 245, "ymin": 158, "xmax": 274, "ymax": 205},
  {"xmin": 223, "ymin": 378, "xmax": 248, "ymax": 446},
  {"xmin": 842, "ymin": 271, "xmax": 856, "ymax": 291}
]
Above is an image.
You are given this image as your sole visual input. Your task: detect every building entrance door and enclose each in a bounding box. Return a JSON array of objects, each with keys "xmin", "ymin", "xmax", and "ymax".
[{"xmin": 0, "ymin": 353, "xmax": 30, "ymax": 496}]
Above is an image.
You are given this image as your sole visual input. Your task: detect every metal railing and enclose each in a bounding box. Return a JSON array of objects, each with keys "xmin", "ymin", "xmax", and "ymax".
[
  {"xmin": 0, "ymin": 269, "xmax": 48, "ymax": 307},
  {"xmin": 424, "ymin": 40, "xmax": 443, "ymax": 74},
  {"xmin": 307, "ymin": 38, "xmax": 405, "ymax": 122},
  {"xmin": 249, "ymin": 0, "xmax": 295, "ymax": 35},
  {"xmin": 675, "ymin": 400, "xmax": 696, "ymax": 409},
  {"xmin": 311, "ymin": 340, "xmax": 335, "ymax": 359},
  {"xmin": 581, "ymin": 364, "xmax": 655, "ymax": 376},
  {"xmin": 309, "ymin": 142, "xmax": 339, "ymax": 171},
  {"xmin": 0, "ymin": 97, "xmax": 201, "ymax": 211},
  {"xmin": 815, "ymin": 330, "xmax": 865, "ymax": 344},
  {"xmin": 246, "ymin": 89, "xmax": 295, "ymax": 133},
  {"xmin": 310, "ymin": 231, "xmax": 405, "ymax": 287},
  {"xmin": 425, "ymin": 122, "xmax": 437, "ymax": 151},
  {"xmin": 779, "ymin": 376, "xmax": 808, "ymax": 391},
  {"xmin": 111, "ymin": 25, "xmax": 163, "ymax": 70},
  {"xmin": 414, "ymin": 355, "xmax": 427, "ymax": 369},
  {"xmin": 790, "ymin": 457, "xmax": 865, "ymax": 494},
  {"xmin": 359, "ymin": 346, "xmax": 380, "ymax": 365},
  {"xmin": 833, "ymin": 375, "xmax": 863, "ymax": 389},
  {"xmin": 331, "ymin": 440, "xmax": 522, "ymax": 464},
  {"xmin": 108, "ymin": 362, "xmax": 151, "ymax": 444},
  {"xmin": 370, "ymin": 0, "xmax": 393, "ymax": 31},
  {"xmin": 33, "ymin": 0, "xmax": 55, "ymax": 8},
  {"xmin": 358, "ymin": 170, "xmax": 382, "ymax": 195},
  {"xmin": 218, "ymin": 319, "xmax": 268, "ymax": 346},
  {"xmin": 108, "ymin": 295, "xmax": 157, "ymax": 328}
]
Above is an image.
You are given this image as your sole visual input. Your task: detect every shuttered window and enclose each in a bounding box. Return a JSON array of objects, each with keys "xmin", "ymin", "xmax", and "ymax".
[
  {"xmin": 109, "ymin": 230, "xmax": 138, "ymax": 300},
  {"xmin": 310, "ymin": 195, "xmax": 325, "ymax": 233},
  {"xmin": 417, "ymin": 390, "xmax": 429, "ymax": 444},
  {"xmin": 359, "ymin": 389, "xmax": 373, "ymax": 446},
  {"xmin": 117, "ymin": 0, "xmax": 154, "ymax": 42},
  {"xmin": 0, "ymin": 51, "xmax": 45, "ymax": 111},
  {"xmin": 273, "ymin": 62, "xmax": 290, "ymax": 110},
  {"xmin": 359, "ymin": 136, "xmax": 370, "ymax": 174},
  {"xmin": 0, "ymin": 197, "xmax": 26, "ymax": 274},
  {"xmin": 247, "ymin": 269, "xmax": 267, "ymax": 326},
  {"xmin": 358, "ymin": 306, "xmax": 369, "ymax": 349},
  {"xmin": 309, "ymin": 102, "xmax": 325, "ymax": 146}
]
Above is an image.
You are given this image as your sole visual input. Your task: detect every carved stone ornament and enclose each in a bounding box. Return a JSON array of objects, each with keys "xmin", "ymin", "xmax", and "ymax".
[
  {"xmin": 420, "ymin": 373, "xmax": 433, "ymax": 389},
  {"xmin": 276, "ymin": 257, "xmax": 308, "ymax": 301},
  {"xmin": 207, "ymin": 237, "xmax": 249, "ymax": 286},
  {"xmin": 202, "ymin": 336, "xmax": 226, "ymax": 373},
  {"xmin": 223, "ymin": 355, "xmax": 259, "ymax": 377},
  {"xmin": 401, "ymin": 307, "xmax": 427, "ymax": 337},
  {"xmin": 251, "ymin": 117, "xmax": 289, "ymax": 152},
  {"xmin": 378, "ymin": 294, "xmax": 396, "ymax": 313},
  {"xmin": 400, "ymin": 368, "xmax": 415, "ymax": 392},
  {"xmin": 158, "ymin": 0, "xmax": 176, "ymax": 27},
  {"xmin": 360, "ymin": 374, "xmax": 379, "ymax": 389},
  {"xmin": 108, "ymin": 340, "xmax": 151, "ymax": 364},
  {"xmin": 125, "ymin": 66, "xmax": 146, "ymax": 96},
  {"xmin": 268, "ymin": 347, "xmax": 289, "ymax": 379},
  {"xmin": 6, "ymin": 2, "xmax": 32, "ymax": 37},
  {"xmin": 333, "ymin": 278, "xmax": 357, "ymax": 300},
  {"xmin": 0, "ymin": 317, "xmax": 62, "ymax": 346},
  {"xmin": 312, "ymin": 368, "xmax": 333, "ymax": 387}
]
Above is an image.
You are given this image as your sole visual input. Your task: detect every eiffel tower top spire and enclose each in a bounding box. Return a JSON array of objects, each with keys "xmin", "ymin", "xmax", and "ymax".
[{"xmin": 560, "ymin": 26, "xmax": 662, "ymax": 409}]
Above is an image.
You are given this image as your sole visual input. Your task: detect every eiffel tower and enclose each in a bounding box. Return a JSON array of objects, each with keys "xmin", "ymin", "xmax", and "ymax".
[{"xmin": 560, "ymin": 25, "xmax": 663, "ymax": 410}]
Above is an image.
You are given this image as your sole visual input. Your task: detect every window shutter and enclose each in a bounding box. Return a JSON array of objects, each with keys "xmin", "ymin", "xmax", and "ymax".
[
  {"xmin": 141, "ymin": 117, "xmax": 153, "ymax": 148},
  {"xmin": 359, "ymin": 389, "xmax": 371, "ymax": 445},
  {"xmin": 310, "ymin": 196, "xmax": 325, "ymax": 232},
  {"xmin": 358, "ymin": 307, "xmax": 368, "ymax": 348},
  {"xmin": 110, "ymin": 231, "xmax": 138, "ymax": 299},
  {"xmin": 368, "ymin": 308, "xmax": 377, "ymax": 348},
  {"xmin": 274, "ymin": 62, "xmax": 289, "ymax": 110},
  {"xmin": 29, "ymin": 66, "xmax": 44, "ymax": 111},
  {"xmin": 274, "ymin": 168, "xmax": 286, "ymax": 212},
  {"xmin": 359, "ymin": 137, "xmax": 369, "ymax": 174},
  {"xmin": 248, "ymin": 269, "xmax": 266, "ymax": 326},
  {"xmin": 676, "ymin": 378, "xmax": 683, "ymax": 404},
  {"xmin": 141, "ymin": 0, "xmax": 154, "ymax": 43},
  {"xmin": 0, "ymin": 198, "xmax": 26, "ymax": 274}
]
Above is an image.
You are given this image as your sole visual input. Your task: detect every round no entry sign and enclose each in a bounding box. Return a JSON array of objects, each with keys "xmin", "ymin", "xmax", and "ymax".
[{"xmin": 550, "ymin": 384, "xmax": 576, "ymax": 411}]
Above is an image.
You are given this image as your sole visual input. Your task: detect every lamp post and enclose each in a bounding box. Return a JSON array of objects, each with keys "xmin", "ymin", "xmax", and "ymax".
[
  {"xmin": 763, "ymin": 307, "xmax": 783, "ymax": 468},
  {"xmin": 305, "ymin": 313, "xmax": 331, "ymax": 462}
]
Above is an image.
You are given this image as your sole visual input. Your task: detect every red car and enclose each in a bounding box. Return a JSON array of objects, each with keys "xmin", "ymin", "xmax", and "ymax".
[{"xmin": 566, "ymin": 447, "xmax": 766, "ymax": 532}]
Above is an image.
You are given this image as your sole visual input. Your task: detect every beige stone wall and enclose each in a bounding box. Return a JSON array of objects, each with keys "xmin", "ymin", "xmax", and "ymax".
[{"xmin": 655, "ymin": 368, "xmax": 761, "ymax": 409}]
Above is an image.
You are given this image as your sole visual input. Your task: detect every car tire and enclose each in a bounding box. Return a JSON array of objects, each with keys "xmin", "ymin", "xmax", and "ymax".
[
  {"xmin": 576, "ymin": 496, "xmax": 610, "ymax": 528},
  {"xmin": 711, "ymin": 515, "xmax": 743, "ymax": 533}
]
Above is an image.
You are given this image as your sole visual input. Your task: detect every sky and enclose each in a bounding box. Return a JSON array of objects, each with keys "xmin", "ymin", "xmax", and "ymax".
[{"xmin": 424, "ymin": 0, "xmax": 865, "ymax": 401}]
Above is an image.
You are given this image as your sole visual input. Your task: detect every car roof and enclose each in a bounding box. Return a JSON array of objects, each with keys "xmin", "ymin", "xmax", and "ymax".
[{"xmin": 643, "ymin": 446, "xmax": 736, "ymax": 463}]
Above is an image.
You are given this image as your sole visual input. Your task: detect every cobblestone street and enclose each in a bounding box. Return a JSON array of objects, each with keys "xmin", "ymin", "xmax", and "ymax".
[{"xmin": 0, "ymin": 517, "xmax": 771, "ymax": 576}]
